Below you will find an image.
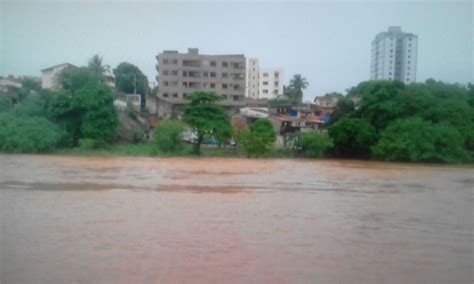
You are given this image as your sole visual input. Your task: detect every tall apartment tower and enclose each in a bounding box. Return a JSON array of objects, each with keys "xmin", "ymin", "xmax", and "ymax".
[
  {"xmin": 246, "ymin": 58, "xmax": 284, "ymax": 99},
  {"xmin": 247, "ymin": 58, "xmax": 260, "ymax": 98},
  {"xmin": 156, "ymin": 48, "xmax": 246, "ymax": 105},
  {"xmin": 370, "ymin": 26, "xmax": 418, "ymax": 83}
]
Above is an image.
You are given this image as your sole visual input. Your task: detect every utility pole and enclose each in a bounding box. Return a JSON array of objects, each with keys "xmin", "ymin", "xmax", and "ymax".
[{"xmin": 133, "ymin": 74, "xmax": 137, "ymax": 95}]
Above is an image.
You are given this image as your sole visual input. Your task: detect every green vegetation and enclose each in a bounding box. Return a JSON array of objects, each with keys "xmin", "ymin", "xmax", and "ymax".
[
  {"xmin": 329, "ymin": 79, "xmax": 474, "ymax": 163},
  {"xmin": 328, "ymin": 117, "xmax": 377, "ymax": 158},
  {"xmin": 239, "ymin": 119, "xmax": 276, "ymax": 157},
  {"xmin": 48, "ymin": 75, "xmax": 118, "ymax": 147},
  {"xmin": 113, "ymin": 62, "xmax": 149, "ymax": 108},
  {"xmin": 372, "ymin": 118, "xmax": 469, "ymax": 163},
  {"xmin": 296, "ymin": 132, "xmax": 334, "ymax": 158},
  {"xmin": 0, "ymin": 112, "xmax": 63, "ymax": 153},
  {"xmin": 286, "ymin": 74, "xmax": 309, "ymax": 103},
  {"xmin": 0, "ymin": 97, "xmax": 11, "ymax": 112},
  {"xmin": 183, "ymin": 92, "xmax": 231, "ymax": 155},
  {"xmin": 154, "ymin": 120, "xmax": 184, "ymax": 153},
  {"xmin": 0, "ymin": 57, "xmax": 118, "ymax": 153},
  {"xmin": 87, "ymin": 55, "xmax": 110, "ymax": 76}
]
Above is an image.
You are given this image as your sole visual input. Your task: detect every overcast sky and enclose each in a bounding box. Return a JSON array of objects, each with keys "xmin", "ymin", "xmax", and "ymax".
[{"xmin": 1, "ymin": 0, "xmax": 472, "ymax": 100}]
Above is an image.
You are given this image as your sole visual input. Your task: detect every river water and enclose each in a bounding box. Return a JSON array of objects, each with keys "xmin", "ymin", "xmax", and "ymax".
[{"xmin": 0, "ymin": 155, "xmax": 473, "ymax": 283}]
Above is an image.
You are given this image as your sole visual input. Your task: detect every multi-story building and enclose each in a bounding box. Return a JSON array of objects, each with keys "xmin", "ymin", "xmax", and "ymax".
[
  {"xmin": 247, "ymin": 58, "xmax": 260, "ymax": 98},
  {"xmin": 155, "ymin": 48, "xmax": 246, "ymax": 116},
  {"xmin": 41, "ymin": 63, "xmax": 77, "ymax": 90},
  {"xmin": 370, "ymin": 26, "xmax": 418, "ymax": 83},
  {"xmin": 246, "ymin": 58, "xmax": 284, "ymax": 100}
]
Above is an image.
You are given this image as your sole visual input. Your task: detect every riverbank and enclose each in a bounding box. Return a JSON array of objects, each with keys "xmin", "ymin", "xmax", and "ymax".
[
  {"xmin": 46, "ymin": 142, "xmax": 473, "ymax": 165},
  {"xmin": 51, "ymin": 142, "xmax": 296, "ymax": 158}
]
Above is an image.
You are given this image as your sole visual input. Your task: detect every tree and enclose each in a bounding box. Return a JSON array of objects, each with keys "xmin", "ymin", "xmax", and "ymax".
[
  {"xmin": 288, "ymin": 74, "xmax": 309, "ymax": 103},
  {"xmin": 328, "ymin": 117, "xmax": 377, "ymax": 158},
  {"xmin": 297, "ymin": 131, "xmax": 334, "ymax": 158},
  {"xmin": 154, "ymin": 119, "xmax": 184, "ymax": 153},
  {"xmin": 48, "ymin": 80, "xmax": 118, "ymax": 147},
  {"xmin": 87, "ymin": 55, "xmax": 110, "ymax": 76},
  {"xmin": 372, "ymin": 118, "xmax": 469, "ymax": 163},
  {"xmin": 113, "ymin": 62, "xmax": 149, "ymax": 109},
  {"xmin": 329, "ymin": 96, "xmax": 355, "ymax": 125},
  {"xmin": 56, "ymin": 67, "xmax": 101, "ymax": 93},
  {"xmin": 183, "ymin": 92, "xmax": 231, "ymax": 155},
  {"xmin": 240, "ymin": 119, "xmax": 276, "ymax": 157}
]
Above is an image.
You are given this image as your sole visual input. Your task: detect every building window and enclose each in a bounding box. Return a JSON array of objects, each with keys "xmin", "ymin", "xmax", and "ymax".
[
  {"xmin": 222, "ymin": 61, "xmax": 228, "ymax": 67},
  {"xmin": 183, "ymin": 93, "xmax": 187, "ymax": 98},
  {"xmin": 263, "ymin": 81, "xmax": 268, "ymax": 85},
  {"xmin": 210, "ymin": 83, "xmax": 216, "ymax": 88},
  {"xmin": 183, "ymin": 71, "xmax": 187, "ymax": 77},
  {"xmin": 408, "ymin": 61, "xmax": 411, "ymax": 64},
  {"xmin": 263, "ymin": 89, "xmax": 268, "ymax": 94},
  {"xmin": 163, "ymin": 93, "xmax": 169, "ymax": 97},
  {"xmin": 163, "ymin": 59, "xmax": 169, "ymax": 64},
  {"xmin": 274, "ymin": 72, "xmax": 279, "ymax": 78},
  {"xmin": 222, "ymin": 73, "xmax": 228, "ymax": 78},
  {"xmin": 163, "ymin": 70, "xmax": 169, "ymax": 75},
  {"xmin": 233, "ymin": 95, "xmax": 240, "ymax": 101},
  {"xmin": 203, "ymin": 72, "xmax": 208, "ymax": 77},
  {"xmin": 172, "ymin": 93, "xmax": 178, "ymax": 98},
  {"xmin": 222, "ymin": 94, "xmax": 227, "ymax": 99},
  {"xmin": 210, "ymin": 72, "xmax": 216, "ymax": 78},
  {"xmin": 164, "ymin": 81, "xmax": 169, "ymax": 86},
  {"xmin": 172, "ymin": 59, "xmax": 178, "ymax": 64},
  {"xmin": 172, "ymin": 70, "xmax": 178, "ymax": 75},
  {"xmin": 222, "ymin": 84, "xmax": 228, "ymax": 89},
  {"xmin": 263, "ymin": 73, "xmax": 268, "ymax": 77},
  {"xmin": 274, "ymin": 82, "xmax": 279, "ymax": 86},
  {"xmin": 210, "ymin": 61, "xmax": 216, "ymax": 67},
  {"xmin": 407, "ymin": 78, "xmax": 410, "ymax": 82}
]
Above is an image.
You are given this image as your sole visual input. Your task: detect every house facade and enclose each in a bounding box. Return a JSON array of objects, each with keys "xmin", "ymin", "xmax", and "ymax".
[{"xmin": 41, "ymin": 63, "xmax": 77, "ymax": 90}]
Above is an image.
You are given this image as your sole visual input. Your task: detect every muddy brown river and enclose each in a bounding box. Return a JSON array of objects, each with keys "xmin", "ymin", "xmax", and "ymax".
[{"xmin": 0, "ymin": 155, "xmax": 473, "ymax": 283}]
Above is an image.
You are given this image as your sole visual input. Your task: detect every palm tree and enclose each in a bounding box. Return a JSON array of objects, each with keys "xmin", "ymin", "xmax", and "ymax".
[
  {"xmin": 87, "ymin": 55, "xmax": 110, "ymax": 76},
  {"xmin": 288, "ymin": 74, "xmax": 309, "ymax": 103}
]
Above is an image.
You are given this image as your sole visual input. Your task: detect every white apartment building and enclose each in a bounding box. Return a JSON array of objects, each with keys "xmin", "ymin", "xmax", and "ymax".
[
  {"xmin": 370, "ymin": 26, "xmax": 418, "ymax": 83},
  {"xmin": 41, "ymin": 63, "xmax": 77, "ymax": 90},
  {"xmin": 246, "ymin": 58, "xmax": 284, "ymax": 99}
]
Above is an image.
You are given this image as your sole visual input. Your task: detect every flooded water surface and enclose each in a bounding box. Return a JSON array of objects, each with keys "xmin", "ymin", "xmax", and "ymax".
[{"xmin": 1, "ymin": 155, "xmax": 473, "ymax": 283}]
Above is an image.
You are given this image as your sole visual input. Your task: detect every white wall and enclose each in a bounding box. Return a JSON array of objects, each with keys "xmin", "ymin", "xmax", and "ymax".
[{"xmin": 259, "ymin": 68, "xmax": 284, "ymax": 99}]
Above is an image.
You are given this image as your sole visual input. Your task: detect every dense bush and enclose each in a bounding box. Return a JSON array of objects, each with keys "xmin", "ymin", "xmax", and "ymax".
[
  {"xmin": 0, "ymin": 113, "xmax": 63, "ymax": 152},
  {"xmin": 239, "ymin": 119, "xmax": 276, "ymax": 157},
  {"xmin": 48, "ymin": 80, "xmax": 118, "ymax": 146},
  {"xmin": 328, "ymin": 117, "xmax": 377, "ymax": 158},
  {"xmin": 372, "ymin": 118, "xmax": 469, "ymax": 163},
  {"xmin": 0, "ymin": 97, "xmax": 11, "ymax": 112},
  {"xmin": 329, "ymin": 80, "xmax": 474, "ymax": 163},
  {"xmin": 79, "ymin": 138, "xmax": 95, "ymax": 150},
  {"xmin": 297, "ymin": 131, "xmax": 333, "ymax": 158},
  {"xmin": 154, "ymin": 120, "xmax": 184, "ymax": 153}
]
